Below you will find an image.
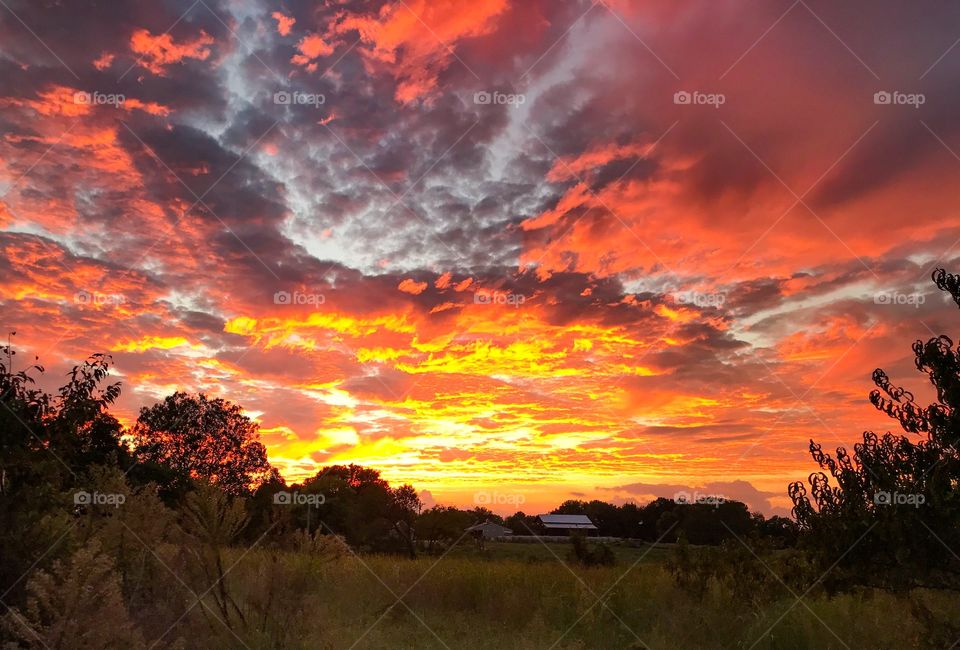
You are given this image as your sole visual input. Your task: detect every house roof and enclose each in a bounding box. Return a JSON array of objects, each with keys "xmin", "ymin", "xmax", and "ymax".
[{"xmin": 538, "ymin": 514, "xmax": 597, "ymax": 529}]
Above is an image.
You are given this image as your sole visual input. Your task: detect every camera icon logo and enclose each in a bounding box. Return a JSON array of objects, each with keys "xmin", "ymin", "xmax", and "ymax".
[
  {"xmin": 873, "ymin": 491, "xmax": 891, "ymax": 506},
  {"xmin": 73, "ymin": 91, "xmax": 92, "ymax": 105},
  {"xmin": 74, "ymin": 490, "xmax": 92, "ymax": 505},
  {"xmin": 873, "ymin": 91, "xmax": 891, "ymax": 105},
  {"xmin": 273, "ymin": 291, "xmax": 291, "ymax": 305},
  {"xmin": 274, "ymin": 91, "xmax": 291, "ymax": 105},
  {"xmin": 474, "ymin": 91, "xmax": 491, "ymax": 105},
  {"xmin": 273, "ymin": 491, "xmax": 292, "ymax": 505},
  {"xmin": 673, "ymin": 490, "xmax": 691, "ymax": 504},
  {"xmin": 673, "ymin": 91, "xmax": 691, "ymax": 105},
  {"xmin": 473, "ymin": 290, "xmax": 493, "ymax": 304}
]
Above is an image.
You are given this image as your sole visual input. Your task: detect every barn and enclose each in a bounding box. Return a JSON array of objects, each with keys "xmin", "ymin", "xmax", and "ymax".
[
  {"xmin": 538, "ymin": 514, "xmax": 598, "ymax": 536},
  {"xmin": 465, "ymin": 521, "xmax": 514, "ymax": 539}
]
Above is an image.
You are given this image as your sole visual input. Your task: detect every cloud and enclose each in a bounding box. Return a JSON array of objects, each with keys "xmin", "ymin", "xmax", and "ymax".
[
  {"xmin": 129, "ymin": 28, "xmax": 215, "ymax": 75},
  {"xmin": 272, "ymin": 12, "xmax": 296, "ymax": 37},
  {"xmin": 330, "ymin": 0, "xmax": 510, "ymax": 103},
  {"xmin": 291, "ymin": 33, "xmax": 334, "ymax": 69},
  {"xmin": 397, "ymin": 278, "xmax": 428, "ymax": 295},
  {"xmin": 2, "ymin": 0, "xmax": 959, "ymax": 512},
  {"xmin": 603, "ymin": 480, "xmax": 786, "ymax": 516}
]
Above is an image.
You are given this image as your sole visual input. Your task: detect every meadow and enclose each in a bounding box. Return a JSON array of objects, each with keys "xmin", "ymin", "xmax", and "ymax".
[{"xmin": 184, "ymin": 541, "xmax": 957, "ymax": 649}]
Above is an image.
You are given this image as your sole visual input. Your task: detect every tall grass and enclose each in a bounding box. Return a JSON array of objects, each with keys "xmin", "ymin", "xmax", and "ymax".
[{"xmin": 208, "ymin": 547, "xmax": 958, "ymax": 649}]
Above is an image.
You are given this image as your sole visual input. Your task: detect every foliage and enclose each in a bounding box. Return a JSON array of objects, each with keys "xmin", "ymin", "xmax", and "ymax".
[
  {"xmin": 179, "ymin": 483, "xmax": 250, "ymax": 635},
  {"xmin": 131, "ymin": 392, "xmax": 276, "ymax": 496},
  {"xmin": 415, "ymin": 505, "xmax": 476, "ymax": 552},
  {"xmin": 789, "ymin": 268, "xmax": 960, "ymax": 591},
  {"xmin": 282, "ymin": 464, "xmax": 422, "ymax": 555},
  {"xmin": 2, "ymin": 540, "xmax": 145, "ymax": 649},
  {"xmin": 568, "ymin": 534, "xmax": 617, "ymax": 567},
  {"xmin": 503, "ymin": 510, "xmax": 541, "ymax": 535},
  {"xmin": 0, "ymin": 339, "xmax": 127, "ymax": 605}
]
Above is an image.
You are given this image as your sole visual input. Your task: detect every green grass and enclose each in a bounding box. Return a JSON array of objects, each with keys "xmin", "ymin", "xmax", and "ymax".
[
  {"xmin": 442, "ymin": 539, "xmax": 674, "ymax": 565},
  {"xmin": 198, "ymin": 543, "xmax": 960, "ymax": 649}
]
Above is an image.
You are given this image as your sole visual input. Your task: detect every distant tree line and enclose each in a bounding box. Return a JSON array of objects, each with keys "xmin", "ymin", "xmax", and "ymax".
[{"xmin": 449, "ymin": 499, "xmax": 795, "ymax": 547}]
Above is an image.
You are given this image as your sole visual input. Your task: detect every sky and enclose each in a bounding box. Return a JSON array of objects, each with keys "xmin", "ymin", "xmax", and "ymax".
[{"xmin": 2, "ymin": 0, "xmax": 960, "ymax": 516}]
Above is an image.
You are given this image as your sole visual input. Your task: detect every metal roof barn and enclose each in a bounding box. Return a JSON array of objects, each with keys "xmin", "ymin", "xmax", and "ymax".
[
  {"xmin": 538, "ymin": 514, "xmax": 597, "ymax": 530},
  {"xmin": 465, "ymin": 521, "xmax": 514, "ymax": 538}
]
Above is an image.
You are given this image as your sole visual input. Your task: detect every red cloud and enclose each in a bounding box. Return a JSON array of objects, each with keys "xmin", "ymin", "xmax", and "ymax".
[
  {"xmin": 332, "ymin": 0, "xmax": 509, "ymax": 103},
  {"xmin": 130, "ymin": 28, "xmax": 214, "ymax": 75}
]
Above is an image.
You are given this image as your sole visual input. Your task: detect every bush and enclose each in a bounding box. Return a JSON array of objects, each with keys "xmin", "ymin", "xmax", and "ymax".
[
  {"xmin": 568, "ymin": 534, "xmax": 617, "ymax": 567},
  {"xmin": 2, "ymin": 540, "xmax": 146, "ymax": 649}
]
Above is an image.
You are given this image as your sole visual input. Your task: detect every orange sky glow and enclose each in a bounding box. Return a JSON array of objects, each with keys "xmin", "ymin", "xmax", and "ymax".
[{"xmin": 3, "ymin": 0, "xmax": 960, "ymax": 516}]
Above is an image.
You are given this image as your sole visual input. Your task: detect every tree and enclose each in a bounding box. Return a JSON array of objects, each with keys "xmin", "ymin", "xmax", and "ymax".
[
  {"xmin": 637, "ymin": 498, "xmax": 679, "ymax": 541},
  {"xmin": 415, "ymin": 506, "xmax": 475, "ymax": 550},
  {"xmin": 390, "ymin": 484, "xmax": 422, "ymax": 558},
  {"xmin": 754, "ymin": 515, "xmax": 799, "ymax": 548},
  {"xmin": 504, "ymin": 511, "xmax": 541, "ymax": 535},
  {"xmin": 0, "ymin": 339, "xmax": 126, "ymax": 604},
  {"xmin": 131, "ymin": 392, "xmax": 276, "ymax": 496},
  {"xmin": 285, "ymin": 465, "xmax": 421, "ymax": 554},
  {"xmin": 789, "ymin": 268, "xmax": 960, "ymax": 591}
]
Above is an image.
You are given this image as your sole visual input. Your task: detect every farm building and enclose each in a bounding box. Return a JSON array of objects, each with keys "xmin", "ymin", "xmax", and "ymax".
[
  {"xmin": 466, "ymin": 521, "xmax": 514, "ymax": 539},
  {"xmin": 538, "ymin": 514, "xmax": 598, "ymax": 536}
]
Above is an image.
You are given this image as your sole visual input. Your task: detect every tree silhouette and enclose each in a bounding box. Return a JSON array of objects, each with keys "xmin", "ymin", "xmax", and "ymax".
[
  {"xmin": 1, "ymin": 340, "xmax": 127, "ymax": 603},
  {"xmin": 789, "ymin": 268, "xmax": 960, "ymax": 591},
  {"xmin": 131, "ymin": 392, "xmax": 276, "ymax": 496}
]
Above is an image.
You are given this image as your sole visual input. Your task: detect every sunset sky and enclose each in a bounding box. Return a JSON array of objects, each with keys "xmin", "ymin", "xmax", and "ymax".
[{"xmin": 2, "ymin": 0, "xmax": 960, "ymax": 516}]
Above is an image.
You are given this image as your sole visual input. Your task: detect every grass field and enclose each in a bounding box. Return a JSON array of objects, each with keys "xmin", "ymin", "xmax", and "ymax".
[
  {"xmin": 180, "ymin": 542, "xmax": 960, "ymax": 649},
  {"xmin": 443, "ymin": 539, "xmax": 674, "ymax": 565}
]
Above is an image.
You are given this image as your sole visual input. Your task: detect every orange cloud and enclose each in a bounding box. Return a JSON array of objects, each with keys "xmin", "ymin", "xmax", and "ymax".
[
  {"xmin": 272, "ymin": 11, "xmax": 296, "ymax": 36},
  {"xmin": 130, "ymin": 28, "xmax": 214, "ymax": 75},
  {"xmin": 332, "ymin": 0, "xmax": 509, "ymax": 103},
  {"xmin": 93, "ymin": 52, "xmax": 114, "ymax": 70},
  {"xmin": 435, "ymin": 272, "xmax": 453, "ymax": 289},
  {"xmin": 398, "ymin": 278, "xmax": 428, "ymax": 294},
  {"xmin": 291, "ymin": 33, "xmax": 334, "ymax": 68}
]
